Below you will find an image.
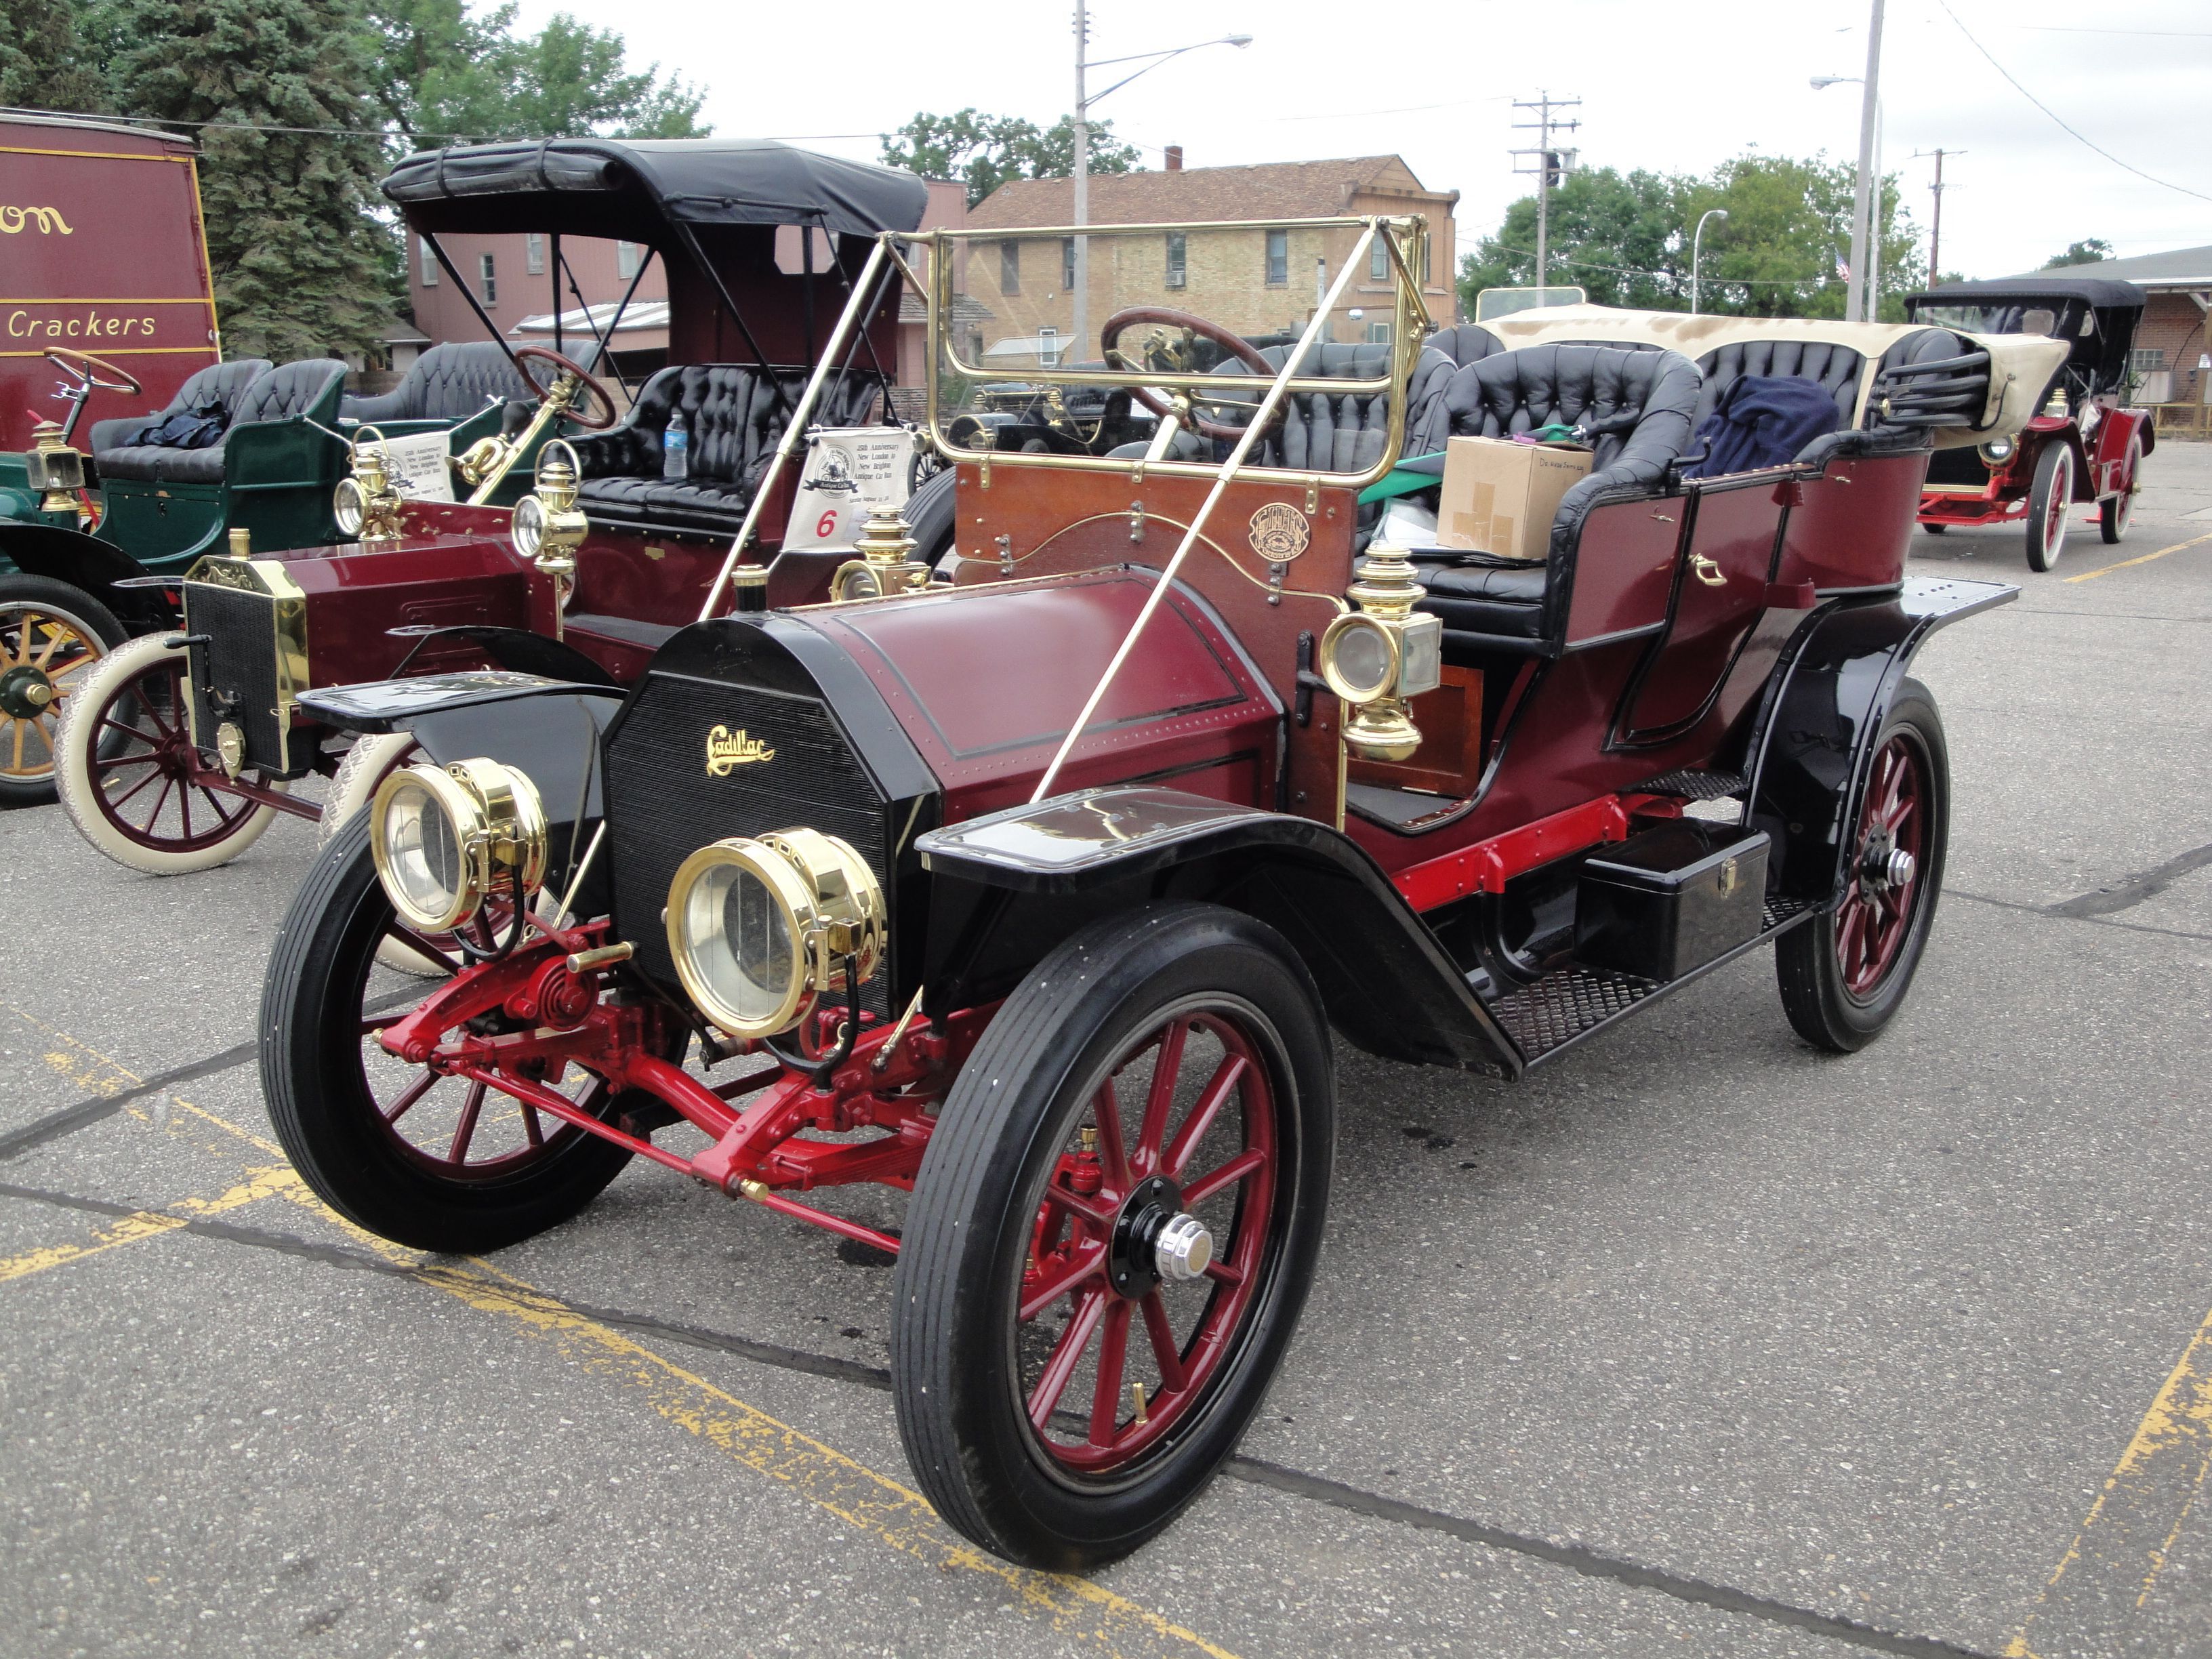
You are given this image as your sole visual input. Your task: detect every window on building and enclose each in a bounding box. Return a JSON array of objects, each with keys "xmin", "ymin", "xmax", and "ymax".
[
  {"xmin": 1000, "ymin": 240, "xmax": 1021, "ymax": 295},
  {"xmin": 1366, "ymin": 321, "xmax": 1392, "ymax": 346},
  {"xmin": 1061, "ymin": 237, "xmax": 1076, "ymax": 291},
  {"xmin": 2131, "ymin": 347, "xmax": 2169, "ymax": 375},
  {"xmin": 526, "ymin": 232, "xmax": 546, "ymax": 275},
  {"xmin": 1039, "ymin": 326, "xmax": 1061, "ymax": 368},
  {"xmin": 478, "ymin": 253, "xmax": 497, "ymax": 306},
  {"xmin": 1370, "ymin": 237, "xmax": 1389, "ymax": 281},
  {"xmin": 1265, "ymin": 229, "xmax": 1288, "ymax": 287},
  {"xmin": 1166, "ymin": 232, "xmax": 1187, "ymax": 290},
  {"xmin": 418, "ymin": 237, "xmax": 438, "ymax": 287},
  {"xmin": 615, "ymin": 240, "xmax": 642, "ymax": 279}
]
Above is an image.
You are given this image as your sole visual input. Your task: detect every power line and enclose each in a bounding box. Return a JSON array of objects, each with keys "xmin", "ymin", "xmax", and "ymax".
[{"xmin": 1931, "ymin": 0, "xmax": 2212, "ymax": 205}]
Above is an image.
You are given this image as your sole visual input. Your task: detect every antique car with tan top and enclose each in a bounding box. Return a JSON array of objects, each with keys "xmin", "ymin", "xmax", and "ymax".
[{"xmin": 258, "ymin": 215, "xmax": 2030, "ymax": 1568}]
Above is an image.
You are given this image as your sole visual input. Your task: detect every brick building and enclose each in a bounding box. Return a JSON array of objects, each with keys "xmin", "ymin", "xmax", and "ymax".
[
  {"xmin": 958, "ymin": 153, "xmax": 1459, "ymax": 367},
  {"xmin": 2033, "ymin": 244, "xmax": 2212, "ymax": 414}
]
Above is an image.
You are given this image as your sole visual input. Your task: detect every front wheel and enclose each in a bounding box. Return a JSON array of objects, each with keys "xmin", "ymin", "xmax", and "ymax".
[
  {"xmin": 0, "ymin": 573, "xmax": 126, "ymax": 807},
  {"xmin": 2100, "ymin": 436, "xmax": 2142, "ymax": 544},
  {"xmin": 2025, "ymin": 443, "xmax": 2074, "ymax": 572},
  {"xmin": 893, "ymin": 902, "xmax": 1334, "ymax": 1570},
  {"xmin": 1776, "ymin": 678, "xmax": 1949, "ymax": 1052}
]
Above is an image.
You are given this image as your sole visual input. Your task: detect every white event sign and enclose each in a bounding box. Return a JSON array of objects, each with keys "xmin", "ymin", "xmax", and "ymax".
[
  {"xmin": 375, "ymin": 430, "xmax": 455, "ymax": 503},
  {"xmin": 782, "ymin": 427, "xmax": 917, "ymax": 552}
]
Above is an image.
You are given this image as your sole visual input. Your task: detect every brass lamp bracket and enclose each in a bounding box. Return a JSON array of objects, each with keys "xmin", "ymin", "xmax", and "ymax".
[
  {"xmin": 25, "ymin": 420, "xmax": 86, "ymax": 514},
  {"xmin": 1318, "ymin": 539, "xmax": 1443, "ymax": 762},
  {"xmin": 831, "ymin": 504, "xmax": 933, "ymax": 603}
]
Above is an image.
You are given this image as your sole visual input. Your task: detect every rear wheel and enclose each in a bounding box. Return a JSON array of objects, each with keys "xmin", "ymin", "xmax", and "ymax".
[
  {"xmin": 0, "ymin": 574, "xmax": 125, "ymax": 808},
  {"xmin": 54, "ymin": 632, "xmax": 285, "ymax": 872},
  {"xmin": 261, "ymin": 814, "xmax": 636, "ymax": 1254},
  {"xmin": 1776, "ymin": 679, "xmax": 1948, "ymax": 1052},
  {"xmin": 893, "ymin": 902, "xmax": 1333, "ymax": 1570},
  {"xmin": 2025, "ymin": 443, "xmax": 2073, "ymax": 571},
  {"xmin": 2099, "ymin": 436, "xmax": 2141, "ymax": 544}
]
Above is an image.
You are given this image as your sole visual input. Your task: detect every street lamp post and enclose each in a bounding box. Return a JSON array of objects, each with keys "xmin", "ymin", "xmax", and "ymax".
[
  {"xmin": 1811, "ymin": 0, "xmax": 1885, "ymax": 323},
  {"xmin": 1071, "ymin": 6, "xmax": 1251, "ymax": 363},
  {"xmin": 1691, "ymin": 208, "xmax": 1728, "ymax": 315}
]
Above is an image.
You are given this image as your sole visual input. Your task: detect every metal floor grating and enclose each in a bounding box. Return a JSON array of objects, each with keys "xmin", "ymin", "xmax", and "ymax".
[{"xmin": 1633, "ymin": 767, "xmax": 1748, "ymax": 801}]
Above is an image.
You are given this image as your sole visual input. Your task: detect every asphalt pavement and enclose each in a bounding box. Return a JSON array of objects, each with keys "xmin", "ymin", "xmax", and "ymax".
[{"xmin": 3, "ymin": 443, "xmax": 2209, "ymax": 1659}]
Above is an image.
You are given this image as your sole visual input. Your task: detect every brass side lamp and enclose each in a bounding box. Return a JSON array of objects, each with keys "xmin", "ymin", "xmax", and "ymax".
[
  {"xmin": 830, "ymin": 503, "xmax": 933, "ymax": 603},
  {"xmin": 1317, "ymin": 540, "xmax": 1442, "ymax": 762},
  {"xmin": 24, "ymin": 422, "xmax": 87, "ymax": 517},
  {"xmin": 333, "ymin": 426, "xmax": 406, "ymax": 543},
  {"xmin": 511, "ymin": 440, "xmax": 590, "ymax": 638}
]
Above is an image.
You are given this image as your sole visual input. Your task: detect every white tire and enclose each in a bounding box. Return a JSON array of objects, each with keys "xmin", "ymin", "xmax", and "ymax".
[{"xmin": 56, "ymin": 633, "xmax": 288, "ymax": 875}]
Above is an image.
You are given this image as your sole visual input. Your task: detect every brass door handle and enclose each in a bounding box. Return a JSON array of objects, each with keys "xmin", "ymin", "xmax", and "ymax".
[{"xmin": 1691, "ymin": 552, "xmax": 1727, "ymax": 587}]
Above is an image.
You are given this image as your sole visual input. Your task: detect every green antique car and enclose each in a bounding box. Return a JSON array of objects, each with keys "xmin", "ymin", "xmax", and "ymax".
[{"xmin": 0, "ymin": 341, "xmax": 545, "ymax": 803}]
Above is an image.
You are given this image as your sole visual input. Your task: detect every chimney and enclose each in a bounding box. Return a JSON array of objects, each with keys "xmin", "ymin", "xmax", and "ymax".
[{"xmin": 1164, "ymin": 145, "xmax": 1184, "ymax": 171}]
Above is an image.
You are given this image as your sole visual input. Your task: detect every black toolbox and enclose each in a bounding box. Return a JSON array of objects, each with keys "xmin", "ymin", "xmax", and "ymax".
[{"xmin": 1573, "ymin": 821, "xmax": 1771, "ymax": 982}]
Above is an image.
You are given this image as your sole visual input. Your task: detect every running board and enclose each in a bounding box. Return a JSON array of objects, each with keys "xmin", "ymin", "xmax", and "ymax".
[{"xmin": 1486, "ymin": 895, "xmax": 1820, "ymax": 1067}]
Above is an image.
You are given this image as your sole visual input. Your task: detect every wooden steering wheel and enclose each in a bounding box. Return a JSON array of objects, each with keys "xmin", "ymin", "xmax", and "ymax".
[
  {"xmin": 510, "ymin": 345, "xmax": 619, "ymax": 430},
  {"xmin": 1100, "ymin": 307, "xmax": 1283, "ymax": 442},
  {"xmin": 45, "ymin": 347, "xmax": 142, "ymax": 397}
]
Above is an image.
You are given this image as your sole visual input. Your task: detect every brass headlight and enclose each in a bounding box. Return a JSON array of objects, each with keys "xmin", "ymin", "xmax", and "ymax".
[
  {"xmin": 369, "ymin": 758, "xmax": 548, "ymax": 933},
  {"xmin": 830, "ymin": 503, "xmax": 931, "ymax": 604},
  {"xmin": 514, "ymin": 438, "xmax": 588, "ymax": 568},
  {"xmin": 333, "ymin": 475, "xmax": 367, "ymax": 537},
  {"xmin": 665, "ymin": 829, "xmax": 884, "ymax": 1040},
  {"xmin": 337, "ymin": 426, "xmax": 404, "ymax": 541},
  {"xmin": 1318, "ymin": 541, "xmax": 1443, "ymax": 763},
  {"xmin": 1317, "ymin": 613, "xmax": 1399, "ymax": 703},
  {"xmin": 1978, "ymin": 436, "xmax": 2015, "ymax": 468}
]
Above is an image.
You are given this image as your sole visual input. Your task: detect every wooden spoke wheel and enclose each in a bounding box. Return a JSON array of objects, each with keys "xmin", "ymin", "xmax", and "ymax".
[
  {"xmin": 893, "ymin": 903, "xmax": 1333, "ymax": 1570},
  {"xmin": 2100, "ymin": 435, "xmax": 2142, "ymax": 544},
  {"xmin": 2026, "ymin": 443, "xmax": 2074, "ymax": 572},
  {"xmin": 1777, "ymin": 678, "xmax": 1949, "ymax": 1052},
  {"xmin": 262, "ymin": 815, "xmax": 638, "ymax": 1254},
  {"xmin": 0, "ymin": 575, "xmax": 125, "ymax": 806},
  {"xmin": 55, "ymin": 633, "xmax": 285, "ymax": 873}
]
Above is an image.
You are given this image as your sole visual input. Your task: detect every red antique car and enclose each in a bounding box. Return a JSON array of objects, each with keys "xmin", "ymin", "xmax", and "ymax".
[
  {"xmin": 1906, "ymin": 275, "xmax": 2154, "ymax": 569},
  {"xmin": 49, "ymin": 137, "xmax": 941, "ymax": 874},
  {"xmin": 260, "ymin": 216, "xmax": 2018, "ymax": 1568}
]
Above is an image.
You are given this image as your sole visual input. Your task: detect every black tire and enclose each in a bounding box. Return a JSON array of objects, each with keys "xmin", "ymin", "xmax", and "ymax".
[
  {"xmin": 0, "ymin": 572, "xmax": 127, "ymax": 807},
  {"xmin": 1776, "ymin": 678, "xmax": 1949, "ymax": 1053},
  {"xmin": 260, "ymin": 814, "xmax": 634, "ymax": 1253},
  {"xmin": 1923, "ymin": 522, "xmax": 1947, "ymax": 535},
  {"xmin": 2100, "ymin": 436, "xmax": 2141, "ymax": 544},
  {"xmin": 905, "ymin": 463, "xmax": 959, "ymax": 569},
  {"xmin": 2025, "ymin": 443, "xmax": 2073, "ymax": 572},
  {"xmin": 893, "ymin": 902, "xmax": 1334, "ymax": 1570}
]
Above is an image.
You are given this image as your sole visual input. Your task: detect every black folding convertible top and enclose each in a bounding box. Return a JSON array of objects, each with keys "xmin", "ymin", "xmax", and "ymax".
[
  {"xmin": 382, "ymin": 137, "xmax": 929, "ymax": 244},
  {"xmin": 1910, "ymin": 274, "xmax": 2147, "ymax": 311}
]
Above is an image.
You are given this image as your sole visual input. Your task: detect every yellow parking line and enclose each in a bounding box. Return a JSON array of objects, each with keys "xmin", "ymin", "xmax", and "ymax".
[
  {"xmin": 2062, "ymin": 529, "xmax": 2212, "ymax": 583},
  {"xmin": 2005, "ymin": 1305, "xmax": 2212, "ymax": 1657},
  {"xmin": 0, "ymin": 1165, "xmax": 300, "ymax": 1285},
  {"xmin": 1, "ymin": 1008, "xmax": 1242, "ymax": 1658}
]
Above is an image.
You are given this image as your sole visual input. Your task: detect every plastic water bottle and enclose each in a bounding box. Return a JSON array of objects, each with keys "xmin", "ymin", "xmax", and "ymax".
[{"xmin": 663, "ymin": 409, "xmax": 690, "ymax": 480}]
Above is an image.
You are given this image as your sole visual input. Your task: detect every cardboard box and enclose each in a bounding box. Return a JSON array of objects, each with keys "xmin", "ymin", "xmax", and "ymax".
[{"xmin": 1436, "ymin": 435, "xmax": 1593, "ymax": 562}]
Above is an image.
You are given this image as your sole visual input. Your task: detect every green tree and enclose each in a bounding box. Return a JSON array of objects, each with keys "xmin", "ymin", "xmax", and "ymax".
[
  {"xmin": 882, "ymin": 108, "xmax": 1142, "ymax": 207},
  {"xmin": 366, "ymin": 0, "xmax": 705, "ymax": 145},
  {"xmin": 111, "ymin": 0, "xmax": 394, "ymax": 362},
  {"xmin": 2041, "ymin": 238, "xmax": 2111, "ymax": 270},
  {"xmin": 1454, "ymin": 166, "xmax": 1685, "ymax": 309}
]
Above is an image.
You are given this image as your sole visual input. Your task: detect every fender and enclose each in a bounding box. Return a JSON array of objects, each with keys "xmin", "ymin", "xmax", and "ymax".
[
  {"xmin": 0, "ymin": 520, "xmax": 168, "ymax": 626},
  {"xmin": 915, "ymin": 787, "xmax": 1521, "ymax": 1077},
  {"xmin": 387, "ymin": 622, "xmax": 619, "ymax": 687},
  {"xmin": 1746, "ymin": 577, "xmax": 2014, "ymax": 904}
]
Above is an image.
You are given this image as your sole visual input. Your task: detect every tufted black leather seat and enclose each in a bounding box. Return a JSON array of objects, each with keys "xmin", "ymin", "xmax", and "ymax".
[
  {"xmin": 564, "ymin": 363, "xmax": 886, "ymax": 535},
  {"xmin": 1423, "ymin": 324, "xmax": 1507, "ymax": 367},
  {"xmin": 94, "ymin": 359, "xmax": 344, "ymax": 485},
  {"xmin": 89, "ymin": 359, "xmax": 273, "ymax": 483},
  {"xmin": 1694, "ymin": 340, "xmax": 1862, "ymax": 429},
  {"xmin": 1195, "ymin": 340, "xmax": 1460, "ymax": 474},
  {"xmin": 1411, "ymin": 344, "xmax": 1700, "ymax": 647},
  {"xmin": 342, "ymin": 342, "xmax": 535, "ymax": 425}
]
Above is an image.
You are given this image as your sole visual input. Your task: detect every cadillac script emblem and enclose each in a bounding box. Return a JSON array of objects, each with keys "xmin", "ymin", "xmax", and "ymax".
[
  {"xmin": 705, "ymin": 724, "xmax": 775, "ymax": 775},
  {"xmin": 1247, "ymin": 502, "xmax": 1311, "ymax": 563}
]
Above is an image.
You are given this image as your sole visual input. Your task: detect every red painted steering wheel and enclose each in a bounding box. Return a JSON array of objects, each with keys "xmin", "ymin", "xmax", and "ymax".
[
  {"xmin": 45, "ymin": 347, "xmax": 142, "ymax": 397},
  {"xmin": 1100, "ymin": 308, "xmax": 1284, "ymax": 443},
  {"xmin": 510, "ymin": 345, "xmax": 619, "ymax": 430}
]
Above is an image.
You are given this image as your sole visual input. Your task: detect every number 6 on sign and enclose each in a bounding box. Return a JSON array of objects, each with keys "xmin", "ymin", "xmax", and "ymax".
[{"xmin": 817, "ymin": 510, "xmax": 838, "ymax": 538}]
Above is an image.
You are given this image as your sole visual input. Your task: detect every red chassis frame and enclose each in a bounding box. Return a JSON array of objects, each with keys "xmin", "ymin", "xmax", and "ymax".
[{"xmin": 1917, "ymin": 402, "xmax": 2149, "ymax": 529}]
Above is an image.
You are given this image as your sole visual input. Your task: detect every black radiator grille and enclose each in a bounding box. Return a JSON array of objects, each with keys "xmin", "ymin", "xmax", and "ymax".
[
  {"xmin": 180, "ymin": 581, "xmax": 294, "ymax": 776},
  {"xmin": 605, "ymin": 671, "xmax": 893, "ymax": 1015},
  {"xmin": 1924, "ymin": 448, "xmax": 1990, "ymax": 488}
]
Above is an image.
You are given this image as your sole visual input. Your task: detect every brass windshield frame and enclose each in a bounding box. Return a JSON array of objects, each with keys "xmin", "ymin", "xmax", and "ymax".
[{"xmin": 898, "ymin": 215, "xmax": 1431, "ymax": 491}]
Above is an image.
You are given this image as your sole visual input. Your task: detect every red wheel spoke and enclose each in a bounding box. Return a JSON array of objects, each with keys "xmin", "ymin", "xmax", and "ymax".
[
  {"xmin": 1042, "ymin": 1183, "xmax": 1118, "ymax": 1229},
  {"xmin": 520, "ymin": 1099, "xmax": 545, "ymax": 1148},
  {"xmin": 143, "ymin": 774, "xmax": 175, "ymax": 833},
  {"xmin": 1019, "ymin": 1242, "xmax": 1105, "ymax": 1321},
  {"xmin": 1202, "ymin": 1257, "xmax": 1244, "ymax": 1288},
  {"xmin": 1140, "ymin": 1291, "xmax": 1188, "ymax": 1394},
  {"xmin": 92, "ymin": 751, "xmax": 159, "ymax": 774},
  {"xmin": 1027, "ymin": 1288, "xmax": 1107, "ymax": 1432},
  {"xmin": 1089, "ymin": 1076, "xmax": 1131, "ymax": 1190},
  {"xmin": 176, "ymin": 783, "xmax": 193, "ymax": 840},
  {"xmin": 1086, "ymin": 1300, "xmax": 1132, "ymax": 1446},
  {"xmin": 1163, "ymin": 1052, "xmax": 1246, "ymax": 1180},
  {"xmin": 105, "ymin": 764, "xmax": 165, "ymax": 813},
  {"xmin": 447, "ymin": 1078, "xmax": 487, "ymax": 1164},
  {"xmin": 382, "ymin": 1069, "xmax": 439, "ymax": 1126},
  {"xmin": 1182, "ymin": 1145, "xmax": 1265, "ymax": 1206},
  {"xmin": 197, "ymin": 787, "xmax": 241, "ymax": 828},
  {"xmin": 1133, "ymin": 1017, "xmax": 1188, "ymax": 1173},
  {"xmin": 383, "ymin": 918, "xmax": 463, "ymax": 976},
  {"xmin": 359, "ymin": 1011, "xmax": 408, "ymax": 1035}
]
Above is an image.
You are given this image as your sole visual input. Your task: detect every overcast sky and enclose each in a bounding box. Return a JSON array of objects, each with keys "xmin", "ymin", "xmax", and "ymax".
[{"xmin": 511, "ymin": 0, "xmax": 2210, "ymax": 281}]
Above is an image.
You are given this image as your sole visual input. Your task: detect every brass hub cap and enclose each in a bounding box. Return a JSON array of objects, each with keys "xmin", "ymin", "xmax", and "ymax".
[{"xmin": 0, "ymin": 663, "xmax": 55, "ymax": 720}]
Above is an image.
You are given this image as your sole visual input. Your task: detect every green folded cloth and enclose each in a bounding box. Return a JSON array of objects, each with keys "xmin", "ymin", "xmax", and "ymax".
[{"xmin": 1357, "ymin": 451, "xmax": 1447, "ymax": 505}]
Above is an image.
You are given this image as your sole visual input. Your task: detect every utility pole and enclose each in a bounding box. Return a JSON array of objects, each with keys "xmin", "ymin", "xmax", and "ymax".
[
  {"xmin": 1845, "ymin": 0, "xmax": 1885, "ymax": 323},
  {"xmin": 1910, "ymin": 147, "xmax": 1963, "ymax": 286},
  {"xmin": 1511, "ymin": 94, "xmax": 1580, "ymax": 286},
  {"xmin": 1071, "ymin": 2, "xmax": 1090, "ymax": 364}
]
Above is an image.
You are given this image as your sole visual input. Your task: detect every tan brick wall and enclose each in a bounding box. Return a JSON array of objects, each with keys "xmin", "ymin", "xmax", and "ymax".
[{"xmin": 2135, "ymin": 293, "xmax": 2211, "ymax": 404}]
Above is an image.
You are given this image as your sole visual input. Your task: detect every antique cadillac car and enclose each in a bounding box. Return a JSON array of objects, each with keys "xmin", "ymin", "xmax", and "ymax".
[
  {"xmin": 1904, "ymin": 274, "xmax": 2154, "ymax": 569},
  {"xmin": 49, "ymin": 137, "xmax": 933, "ymax": 872},
  {"xmin": 261, "ymin": 216, "xmax": 2031, "ymax": 1568}
]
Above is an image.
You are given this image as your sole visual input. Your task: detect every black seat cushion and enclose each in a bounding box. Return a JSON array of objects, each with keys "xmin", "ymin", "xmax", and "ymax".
[
  {"xmin": 1694, "ymin": 340, "xmax": 1864, "ymax": 432},
  {"xmin": 101, "ymin": 359, "xmax": 348, "ymax": 485},
  {"xmin": 342, "ymin": 342, "xmax": 534, "ymax": 424},
  {"xmin": 1197, "ymin": 340, "xmax": 1458, "ymax": 474},
  {"xmin": 1410, "ymin": 559, "xmax": 1549, "ymax": 640},
  {"xmin": 567, "ymin": 363, "xmax": 885, "ymax": 534},
  {"xmin": 89, "ymin": 359, "xmax": 273, "ymax": 483},
  {"xmin": 1423, "ymin": 324, "xmax": 1506, "ymax": 367}
]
